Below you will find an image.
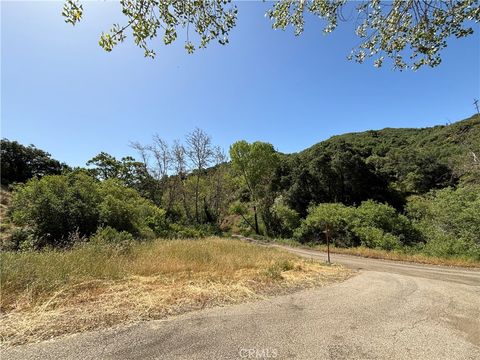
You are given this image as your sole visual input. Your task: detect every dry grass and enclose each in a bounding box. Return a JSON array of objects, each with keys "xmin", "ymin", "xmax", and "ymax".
[
  {"xmin": 309, "ymin": 245, "xmax": 480, "ymax": 268},
  {"xmin": 0, "ymin": 237, "xmax": 352, "ymax": 347}
]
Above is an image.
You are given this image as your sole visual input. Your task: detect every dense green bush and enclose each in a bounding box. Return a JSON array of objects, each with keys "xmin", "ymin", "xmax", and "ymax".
[
  {"xmin": 352, "ymin": 226, "xmax": 401, "ymax": 251},
  {"xmin": 9, "ymin": 173, "xmax": 100, "ymax": 248},
  {"xmin": 260, "ymin": 198, "xmax": 300, "ymax": 238},
  {"xmin": 8, "ymin": 227, "xmax": 35, "ymax": 251},
  {"xmin": 294, "ymin": 203, "xmax": 357, "ymax": 246},
  {"xmin": 406, "ymin": 186, "xmax": 480, "ymax": 260},
  {"xmin": 98, "ymin": 179, "xmax": 167, "ymax": 237},
  {"xmin": 421, "ymin": 233, "xmax": 480, "ymax": 260},
  {"xmin": 8, "ymin": 173, "xmax": 166, "ymax": 249},
  {"xmin": 91, "ymin": 226, "xmax": 135, "ymax": 244},
  {"xmin": 294, "ymin": 201, "xmax": 416, "ymax": 250},
  {"xmin": 270, "ymin": 202, "xmax": 300, "ymax": 238},
  {"xmin": 354, "ymin": 200, "xmax": 420, "ymax": 245},
  {"xmin": 292, "ymin": 188, "xmax": 480, "ymax": 259}
]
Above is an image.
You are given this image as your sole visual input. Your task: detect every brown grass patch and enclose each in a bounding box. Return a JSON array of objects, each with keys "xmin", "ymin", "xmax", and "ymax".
[{"xmin": 0, "ymin": 237, "xmax": 352, "ymax": 347}]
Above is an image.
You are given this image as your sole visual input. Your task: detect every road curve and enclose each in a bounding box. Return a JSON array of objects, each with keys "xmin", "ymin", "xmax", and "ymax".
[
  {"xmin": 3, "ymin": 247, "xmax": 480, "ymax": 360},
  {"xmin": 272, "ymin": 244, "xmax": 480, "ymax": 286}
]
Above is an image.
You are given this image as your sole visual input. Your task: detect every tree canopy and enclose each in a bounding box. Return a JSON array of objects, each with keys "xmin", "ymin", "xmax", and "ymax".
[
  {"xmin": 230, "ymin": 140, "xmax": 279, "ymax": 234},
  {"xmin": 63, "ymin": 0, "xmax": 480, "ymax": 70},
  {"xmin": 0, "ymin": 139, "xmax": 66, "ymax": 185}
]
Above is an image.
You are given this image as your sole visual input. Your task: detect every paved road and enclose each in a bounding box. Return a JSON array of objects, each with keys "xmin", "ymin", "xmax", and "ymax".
[
  {"xmin": 4, "ymin": 248, "xmax": 480, "ymax": 360},
  {"xmin": 272, "ymin": 245, "xmax": 480, "ymax": 286}
]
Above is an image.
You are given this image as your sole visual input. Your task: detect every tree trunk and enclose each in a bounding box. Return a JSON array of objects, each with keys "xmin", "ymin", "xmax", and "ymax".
[
  {"xmin": 179, "ymin": 176, "xmax": 191, "ymax": 222},
  {"xmin": 194, "ymin": 174, "xmax": 200, "ymax": 223},
  {"xmin": 253, "ymin": 205, "xmax": 260, "ymax": 235}
]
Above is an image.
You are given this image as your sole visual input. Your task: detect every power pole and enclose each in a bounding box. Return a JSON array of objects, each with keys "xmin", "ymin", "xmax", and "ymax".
[{"xmin": 474, "ymin": 99, "xmax": 479, "ymax": 115}]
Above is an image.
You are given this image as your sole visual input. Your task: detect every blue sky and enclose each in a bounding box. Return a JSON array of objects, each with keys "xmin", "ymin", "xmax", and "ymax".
[{"xmin": 2, "ymin": 1, "xmax": 479, "ymax": 167}]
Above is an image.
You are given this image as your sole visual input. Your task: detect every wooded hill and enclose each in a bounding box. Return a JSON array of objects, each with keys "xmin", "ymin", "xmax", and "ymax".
[{"xmin": 276, "ymin": 114, "xmax": 479, "ymax": 217}]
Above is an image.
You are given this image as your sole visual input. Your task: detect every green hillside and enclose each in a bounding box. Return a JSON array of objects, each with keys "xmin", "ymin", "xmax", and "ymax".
[
  {"xmin": 305, "ymin": 114, "xmax": 479, "ymax": 160},
  {"xmin": 279, "ymin": 115, "xmax": 479, "ymax": 216}
]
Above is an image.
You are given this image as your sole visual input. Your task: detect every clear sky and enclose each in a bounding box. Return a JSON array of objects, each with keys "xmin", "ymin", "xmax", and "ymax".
[{"xmin": 2, "ymin": 1, "xmax": 479, "ymax": 167}]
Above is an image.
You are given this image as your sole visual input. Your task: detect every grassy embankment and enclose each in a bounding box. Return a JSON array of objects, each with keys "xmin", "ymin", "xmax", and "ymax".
[
  {"xmin": 274, "ymin": 239, "xmax": 480, "ymax": 268},
  {"xmin": 0, "ymin": 237, "xmax": 352, "ymax": 347}
]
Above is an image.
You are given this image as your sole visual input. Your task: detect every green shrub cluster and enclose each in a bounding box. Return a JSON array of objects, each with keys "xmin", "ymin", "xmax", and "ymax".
[
  {"xmin": 293, "ymin": 203, "xmax": 356, "ymax": 245},
  {"xmin": 8, "ymin": 173, "xmax": 167, "ymax": 249},
  {"xmin": 292, "ymin": 188, "xmax": 480, "ymax": 260},
  {"xmin": 352, "ymin": 226, "xmax": 401, "ymax": 251},
  {"xmin": 260, "ymin": 198, "xmax": 301, "ymax": 239},
  {"xmin": 406, "ymin": 186, "xmax": 480, "ymax": 260},
  {"xmin": 294, "ymin": 201, "xmax": 417, "ymax": 251},
  {"xmin": 270, "ymin": 202, "xmax": 301, "ymax": 238}
]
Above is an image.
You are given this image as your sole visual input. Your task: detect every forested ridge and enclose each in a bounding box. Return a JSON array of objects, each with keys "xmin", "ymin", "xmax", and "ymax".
[
  {"xmin": 279, "ymin": 114, "xmax": 479, "ymax": 215},
  {"xmin": 1, "ymin": 114, "xmax": 479, "ymax": 261}
]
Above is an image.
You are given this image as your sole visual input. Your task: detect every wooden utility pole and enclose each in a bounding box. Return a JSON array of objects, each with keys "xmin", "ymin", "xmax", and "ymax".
[
  {"xmin": 474, "ymin": 99, "xmax": 479, "ymax": 116},
  {"xmin": 325, "ymin": 224, "xmax": 331, "ymax": 264}
]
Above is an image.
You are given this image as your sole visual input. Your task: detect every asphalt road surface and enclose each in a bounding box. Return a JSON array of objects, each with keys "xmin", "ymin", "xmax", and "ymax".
[{"xmin": 4, "ymin": 246, "xmax": 480, "ymax": 360}]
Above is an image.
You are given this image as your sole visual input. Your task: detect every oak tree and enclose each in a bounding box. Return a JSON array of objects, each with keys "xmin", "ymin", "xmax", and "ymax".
[{"xmin": 63, "ymin": 0, "xmax": 479, "ymax": 70}]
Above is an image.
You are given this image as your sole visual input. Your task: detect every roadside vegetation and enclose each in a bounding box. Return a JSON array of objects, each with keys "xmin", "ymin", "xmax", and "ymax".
[
  {"xmin": 289, "ymin": 188, "xmax": 480, "ymax": 266},
  {"xmin": 1, "ymin": 115, "xmax": 479, "ymax": 262},
  {"xmin": 0, "ymin": 115, "xmax": 479, "ymax": 345},
  {"xmin": 0, "ymin": 237, "xmax": 351, "ymax": 346}
]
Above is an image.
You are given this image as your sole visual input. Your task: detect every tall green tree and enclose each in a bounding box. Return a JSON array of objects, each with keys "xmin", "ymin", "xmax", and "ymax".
[
  {"xmin": 1, "ymin": 139, "xmax": 66, "ymax": 185},
  {"xmin": 63, "ymin": 0, "xmax": 479, "ymax": 70},
  {"xmin": 86, "ymin": 152, "xmax": 122, "ymax": 180},
  {"xmin": 229, "ymin": 141, "xmax": 279, "ymax": 234},
  {"xmin": 87, "ymin": 152, "xmax": 156, "ymax": 202}
]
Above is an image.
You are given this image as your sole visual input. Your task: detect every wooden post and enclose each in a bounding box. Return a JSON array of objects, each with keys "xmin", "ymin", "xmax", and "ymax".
[{"xmin": 325, "ymin": 224, "xmax": 331, "ymax": 264}]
